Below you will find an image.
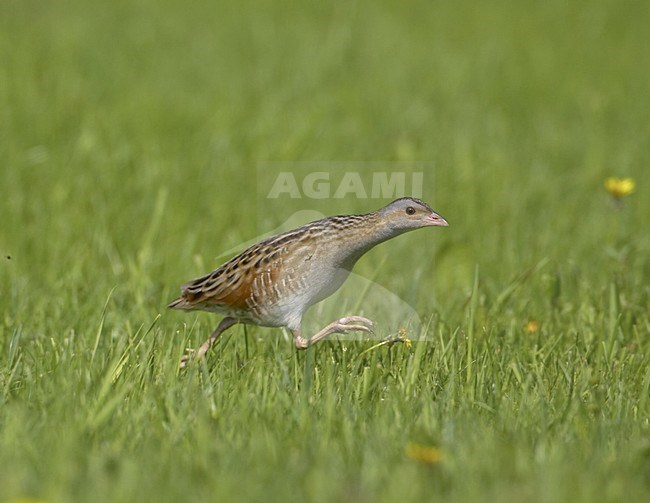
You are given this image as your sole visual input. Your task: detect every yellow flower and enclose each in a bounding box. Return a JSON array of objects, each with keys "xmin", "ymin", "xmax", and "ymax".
[
  {"xmin": 526, "ymin": 320, "xmax": 540, "ymax": 334},
  {"xmin": 604, "ymin": 177, "xmax": 635, "ymax": 198},
  {"xmin": 405, "ymin": 443, "xmax": 445, "ymax": 464},
  {"xmin": 358, "ymin": 328, "xmax": 412, "ymax": 356},
  {"xmin": 396, "ymin": 327, "xmax": 411, "ymax": 348}
]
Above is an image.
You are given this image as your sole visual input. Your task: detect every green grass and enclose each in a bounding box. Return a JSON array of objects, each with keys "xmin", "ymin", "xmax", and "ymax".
[{"xmin": 1, "ymin": 0, "xmax": 649, "ymax": 501}]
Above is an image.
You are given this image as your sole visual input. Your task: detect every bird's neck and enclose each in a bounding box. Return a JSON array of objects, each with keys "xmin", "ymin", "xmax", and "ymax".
[{"xmin": 334, "ymin": 212, "xmax": 405, "ymax": 268}]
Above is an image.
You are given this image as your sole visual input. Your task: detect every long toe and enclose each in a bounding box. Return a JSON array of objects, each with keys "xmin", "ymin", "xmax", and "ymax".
[
  {"xmin": 338, "ymin": 316, "xmax": 374, "ymax": 327},
  {"xmin": 334, "ymin": 323, "xmax": 373, "ymax": 334},
  {"xmin": 179, "ymin": 348, "xmax": 196, "ymax": 369},
  {"xmin": 337, "ymin": 316, "xmax": 375, "ymax": 333}
]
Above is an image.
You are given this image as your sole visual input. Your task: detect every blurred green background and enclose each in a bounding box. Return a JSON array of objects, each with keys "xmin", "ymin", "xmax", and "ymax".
[{"xmin": 1, "ymin": 0, "xmax": 648, "ymax": 502}]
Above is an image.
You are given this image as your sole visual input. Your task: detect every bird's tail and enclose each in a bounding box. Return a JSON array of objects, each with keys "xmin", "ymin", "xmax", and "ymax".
[{"xmin": 167, "ymin": 297, "xmax": 190, "ymax": 310}]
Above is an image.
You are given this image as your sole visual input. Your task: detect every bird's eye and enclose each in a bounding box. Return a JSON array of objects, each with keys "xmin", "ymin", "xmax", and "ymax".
[{"xmin": 405, "ymin": 206, "xmax": 416, "ymax": 215}]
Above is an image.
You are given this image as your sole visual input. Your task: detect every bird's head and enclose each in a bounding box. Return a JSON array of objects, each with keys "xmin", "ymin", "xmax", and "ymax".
[{"xmin": 378, "ymin": 197, "xmax": 449, "ymax": 233}]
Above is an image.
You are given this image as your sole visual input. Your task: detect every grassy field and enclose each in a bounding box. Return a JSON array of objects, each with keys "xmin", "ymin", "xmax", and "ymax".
[{"xmin": 1, "ymin": 0, "xmax": 649, "ymax": 501}]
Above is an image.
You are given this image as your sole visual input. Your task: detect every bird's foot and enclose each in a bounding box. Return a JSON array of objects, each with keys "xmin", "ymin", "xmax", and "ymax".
[
  {"xmin": 179, "ymin": 341, "xmax": 212, "ymax": 369},
  {"xmin": 328, "ymin": 316, "xmax": 375, "ymax": 336},
  {"xmin": 295, "ymin": 316, "xmax": 375, "ymax": 349},
  {"xmin": 179, "ymin": 348, "xmax": 195, "ymax": 369},
  {"xmin": 178, "ymin": 318, "xmax": 236, "ymax": 369}
]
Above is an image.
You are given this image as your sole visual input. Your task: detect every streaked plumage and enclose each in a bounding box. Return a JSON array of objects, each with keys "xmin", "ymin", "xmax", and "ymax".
[{"xmin": 169, "ymin": 197, "xmax": 448, "ymax": 366}]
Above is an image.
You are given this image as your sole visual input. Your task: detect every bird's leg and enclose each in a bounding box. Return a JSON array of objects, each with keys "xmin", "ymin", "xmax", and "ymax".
[
  {"xmin": 292, "ymin": 316, "xmax": 375, "ymax": 349},
  {"xmin": 180, "ymin": 317, "xmax": 237, "ymax": 368}
]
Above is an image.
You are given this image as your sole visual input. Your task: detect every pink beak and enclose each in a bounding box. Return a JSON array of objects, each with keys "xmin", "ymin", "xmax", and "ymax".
[{"xmin": 426, "ymin": 211, "xmax": 449, "ymax": 227}]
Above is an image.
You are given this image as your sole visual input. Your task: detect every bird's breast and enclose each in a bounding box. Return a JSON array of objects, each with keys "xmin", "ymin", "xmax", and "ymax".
[{"xmin": 246, "ymin": 249, "xmax": 353, "ymax": 328}]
